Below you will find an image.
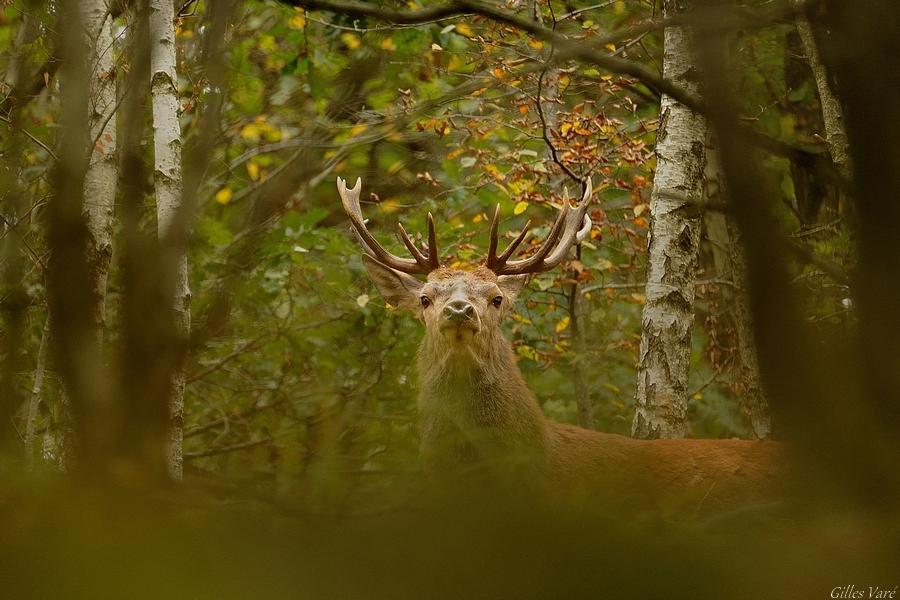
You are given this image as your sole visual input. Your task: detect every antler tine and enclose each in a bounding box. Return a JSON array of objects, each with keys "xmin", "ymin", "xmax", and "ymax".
[
  {"xmin": 497, "ymin": 219, "xmax": 531, "ymax": 264},
  {"xmin": 397, "ymin": 222, "xmax": 428, "ymax": 264},
  {"xmin": 337, "ymin": 176, "xmax": 440, "ymax": 274},
  {"xmin": 487, "ymin": 203, "xmax": 534, "ymax": 271},
  {"xmin": 425, "ymin": 212, "xmax": 440, "ymax": 270},
  {"xmin": 486, "ymin": 178, "xmax": 593, "ymax": 275},
  {"xmin": 486, "ymin": 204, "xmax": 501, "ymax": 270}
]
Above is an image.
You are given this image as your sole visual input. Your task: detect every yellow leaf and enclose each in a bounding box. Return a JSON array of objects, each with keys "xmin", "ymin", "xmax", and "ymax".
[
  {"xmin": 448, "ymin": 55, "xmax": 466, "ymax": 71},
  {"xmin": 240, "ymin": 123, "xmax": 260, "ymax": 141},
  {"xmin": 605, "ymin": 43, "xmax": 616, "ymax": 52},
  {"xmin": 528, "ymin": 40, "xmax": 544, "ymax": 50},
  {"xmin": 215, "ymin": 187, "xmax": 232, "ymax": 205},
  {"xmin": 380, "ymin": 37, "xmax": 396, "ymax": 51},
  {"xmin": 484, "ymin": 163, "xmax": 503, "ymax": 181},
  {"xmin": 289, "ymin": 13, "xmax": 306, "ymax": 29},
  {"xmin": 558, "ymin": 73, "xmax": 571, "ymax": 89},
  {"xmin": 596, "ymin": 257, "xmax": 614, "ymax": 271},
  {"xmin": 560, "ymin": 122, "xmax": 572, "ymax": 135},
  {"xmin": 258, "ymin": 35, "xmax": 277, "ymax": 52},
  {"xmin": 555, "ymin": 316, "xmax": 570, "ymax": 333},
  {"xmin": 516, "ymin": 345, "xmax": 539, "ymax": 361},
  {"xmin": 378, "ymin": 198, "xmax": 400, "ymax": 213},
  {"xmin": 455, "ymin": 23, "xmax": 474, "ymax": 37},
  {"xmin": 633, "ymin": 203, "xmax": 648, "ymax": 217},
  {"xmin": 386, "ymin": 160, "xmax": 405, "ymax": 175},
  {"xmin": 513, "ymin": 201, "xmax": 528, "ymax": 215},
  {"xmin": 349, "ymin": 123, "xmax": 368, "ymax": 137},
  {"xmin": 472, "ymin": 213, "xmax": 484, "ymax": 223},
  {"xmin": 340, "ymin": 32, "xmax": 361, "ymax": 49},
  {"xmin": 246, "ymin": 161, "xmax": 260, "ymax": 181}
]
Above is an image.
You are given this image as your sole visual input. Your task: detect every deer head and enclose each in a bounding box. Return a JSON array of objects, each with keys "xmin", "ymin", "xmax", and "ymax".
[{"xmin": 338, "ymin": 176, "xmax": 593, "ymax": 362}]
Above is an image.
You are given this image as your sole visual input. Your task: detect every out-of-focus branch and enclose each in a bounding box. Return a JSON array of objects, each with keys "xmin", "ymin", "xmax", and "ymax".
[
  {"xmin": 184, "ymin": 436, "xmax": 274, "ymax": 459},
  {"xmin": 0, "ymin": 57, "xmax": 60, "ymax": 116}
]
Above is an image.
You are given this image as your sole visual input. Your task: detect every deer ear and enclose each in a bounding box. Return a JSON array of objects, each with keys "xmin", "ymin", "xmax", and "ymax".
[
  {"xmin": 497, "ymin": 274, "xmax": 527, "ymax": 304},
  {"xmin": 361, "ymin": 254, "xmax": 424, "ymax": 310}
]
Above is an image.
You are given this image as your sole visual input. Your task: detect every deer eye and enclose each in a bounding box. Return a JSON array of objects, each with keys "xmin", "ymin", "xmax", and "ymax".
[
  {"xmin": 492, "ymin": 295, "xmax": 503, "ymax": 308},
  {"xmin": 420, "ymin": 296, "xmax": 431, "ymax": 308}
]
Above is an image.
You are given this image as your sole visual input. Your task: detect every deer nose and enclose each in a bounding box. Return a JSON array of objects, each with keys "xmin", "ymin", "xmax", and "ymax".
[{"xmin": 443, "ymin": 299, "xmax": 475, "ymax": 322}]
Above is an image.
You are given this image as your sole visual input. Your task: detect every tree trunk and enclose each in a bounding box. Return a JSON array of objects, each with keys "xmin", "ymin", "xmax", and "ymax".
[
  {"xmin": 149, "ymin": 0, "xmax": 188, "ymax": 480},
  {"xmin": 793, "ymin": 3, "xmax": 851, "ymax": 180},
  {"xmin": 527, "ymin": 3, "xmax": 592, "ymax": 428},
  {"xmin": 704, "ymin": 137, "xmax": 771, "ymax": 439},
  {"xmin": 81, "ymin": 0, "xmax": 118, "ymax": 346},
  {"xmin": 568, "ymin": 251, "xmax": 594, "ymax": 429},
  {"xmin": 23, "ymin": 318, "xmax": 51, "ymax": 469},
  {"xmin": 0, "ymin": 11, "xmax": 35, "ymax": 455},
  {"xmin": 632, "ymin": 0, "xmax": 706, "ymax": 440}
]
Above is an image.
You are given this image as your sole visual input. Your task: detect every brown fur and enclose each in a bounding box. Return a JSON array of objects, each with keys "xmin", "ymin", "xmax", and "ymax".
[{"xmin": 363, "ymin": 259, "xmax": 783, "ymax": 513}]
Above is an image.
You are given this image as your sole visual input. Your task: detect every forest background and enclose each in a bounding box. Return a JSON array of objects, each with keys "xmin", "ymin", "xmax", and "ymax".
[{"xmin": 0, "ymin": 0, "xmax": 898, "ymax": 597}]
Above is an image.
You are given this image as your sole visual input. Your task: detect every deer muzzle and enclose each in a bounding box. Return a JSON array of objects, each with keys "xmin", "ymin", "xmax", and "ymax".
[{"xmin": 443, "ymin": 299, "xmax": 475, "ymax": 323}]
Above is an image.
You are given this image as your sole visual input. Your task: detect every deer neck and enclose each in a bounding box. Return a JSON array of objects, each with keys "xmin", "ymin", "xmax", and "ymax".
[{"xmin": 416, "ymin": 330, "xmax": 548, "ymax": 465}]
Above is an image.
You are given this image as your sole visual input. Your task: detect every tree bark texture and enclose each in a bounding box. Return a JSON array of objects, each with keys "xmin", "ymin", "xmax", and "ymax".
[
  {"xmin": 793, "ymin": 4, "xmax": 851, "ymax": 179},
  {"xmin": 568, "ymin": 261, "xmax": 595, "ymax": 429},
  {"xmin": 704, "ymin": 137, "xmax": 771, "ymax": 439},
  {"xmin": 632, "ymin": 0, "xmax": 706, "ymax": 439},
  {"xmin": 23, "ymin": 318, "xmax": 51, "ymax": 469},
  {"xmin": 149, "ymin": 0, "xmax": 187, "ymax": 480},
  {"xmin": 80, "ymin": 0, "xmax": 118, "ymax": 346}
]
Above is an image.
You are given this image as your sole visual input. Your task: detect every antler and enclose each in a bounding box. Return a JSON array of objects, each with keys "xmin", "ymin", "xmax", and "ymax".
[
  {"xmin": 337, "ymin": 176, "xmax": 441, "ymax": 274},
  {"xmin": 486, "ymin": 178, "xmax": 593, "ymax": 275}
]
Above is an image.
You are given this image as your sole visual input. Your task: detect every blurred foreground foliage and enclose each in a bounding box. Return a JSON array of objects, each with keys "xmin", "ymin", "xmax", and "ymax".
[{"xmin": 2, "ymin": 0, "xmax": 896, "ymax": 594}]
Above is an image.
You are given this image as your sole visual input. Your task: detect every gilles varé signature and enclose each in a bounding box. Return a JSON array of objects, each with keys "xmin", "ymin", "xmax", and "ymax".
[{"xmin": 831, "ymin": 585, "xmax": 898, "ymax": 599}]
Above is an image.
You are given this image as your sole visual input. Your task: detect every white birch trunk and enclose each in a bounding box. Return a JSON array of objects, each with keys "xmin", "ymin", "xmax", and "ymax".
[
  {"xmin": 632, "ymin": 0, "xmax": 706, "ymax": 439},
  {"xmin": 80, "ymin": 0, "xmax": 118, "ymax": 343},
  {"xmin": 149, "ymin": 0, "xmax": 187, "ymax": 480},
  {"xmin": 793, "ymin": 5, "xmax": 851, "ymax": 179}
]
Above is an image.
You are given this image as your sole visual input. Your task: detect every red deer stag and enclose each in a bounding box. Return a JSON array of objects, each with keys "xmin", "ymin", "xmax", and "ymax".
[{"xmin": 339, "ymin": 176, "xmax": 782, "ymax": 514}]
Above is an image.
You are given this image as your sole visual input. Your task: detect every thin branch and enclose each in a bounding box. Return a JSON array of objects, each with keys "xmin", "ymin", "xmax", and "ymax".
[
  {"xmin": 0, "ymin": 212, "xmax": 48, "ymax": 271},
  {"xmin": 186, "ymin": 334, "xmax": 269, "ymax": 384},
  {"xmin": 784, "ymin": 238, "xmax": 849, "ymax": 286},
  {"xmin": 282, "ymin": 0, "xmax": 822, "ymax": 164},
  {"xmin": 184, "ymin": 436, "xmax": 274, "ymax": 459},
  {"xmin": 185, "ymin": 395, "xmax": 293, "ymax": 438},
  {"xmin": 535, "ymin": 62, "xmax": 584, "ymax": 187},
  {"xmin": 0, "ymin": 113, "xmax": 58, "ymax": 160}
]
